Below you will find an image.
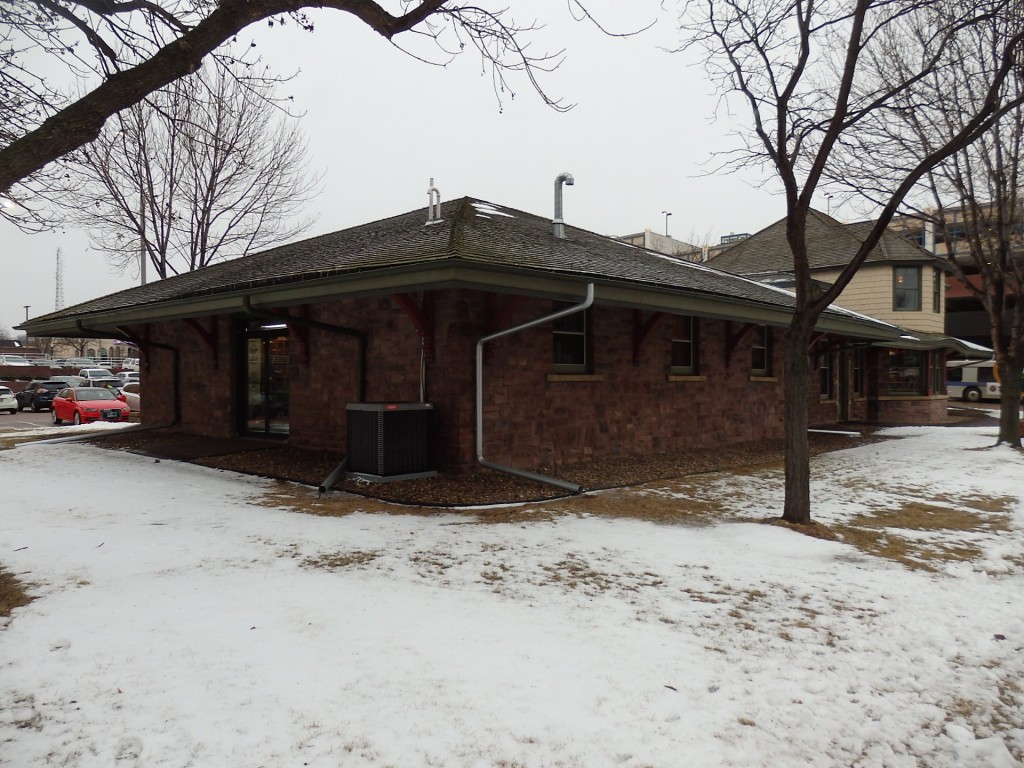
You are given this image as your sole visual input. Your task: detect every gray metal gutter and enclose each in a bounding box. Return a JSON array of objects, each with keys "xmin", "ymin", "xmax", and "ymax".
[
  {"xmin": 475, "ymin": 283, "xmax": 594, "ymax": 494},
  {"xmin": 22, "ymin": 262, "xmax": 900, "ymax": 343}
]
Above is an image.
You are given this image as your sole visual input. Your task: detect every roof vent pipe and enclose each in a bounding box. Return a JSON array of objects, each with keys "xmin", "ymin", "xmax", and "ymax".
[
  {"xmin": 426, "ymin": 178, "xmax": 441, "ymax": 224},
  {"xmin": 553, "ymin": 172, "xmax": 574, "ymax": 238}
]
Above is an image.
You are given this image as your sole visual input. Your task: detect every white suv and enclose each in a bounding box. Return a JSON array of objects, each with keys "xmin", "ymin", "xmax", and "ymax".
[
  {"xmin": 0, "ymin": 354, "xmax": 32, "ymax": 366},
  {"xmin": 78, "ymin": 367, "xmax": 114, "ymax": 380}
]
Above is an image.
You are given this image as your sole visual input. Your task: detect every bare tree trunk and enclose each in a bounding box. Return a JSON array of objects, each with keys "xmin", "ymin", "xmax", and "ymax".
[
  {"xmin": 783, "ymin": 317, "xmax": 813, "ymax": 525},
  {"xmin": 997, "ymin": 358, "xmax": 1023, "ymax": 445}
]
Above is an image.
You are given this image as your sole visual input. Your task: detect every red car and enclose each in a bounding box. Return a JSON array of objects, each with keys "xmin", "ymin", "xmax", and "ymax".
[{"xmin": 51, "ymin": 387, "xmax": 130, "ymax": 425}]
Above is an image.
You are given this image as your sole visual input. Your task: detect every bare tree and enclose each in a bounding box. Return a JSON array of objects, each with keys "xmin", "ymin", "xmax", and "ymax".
[
  {"xmin": 0, "ymin": 1, "xmax": 582, "ymax": 211},
  {"xmin": 678, "ymin": 0, "xmax": 1024, "ymax": 524},
  {"xmin": 65, "ymin": 65, "xmax": 320, "ymax": 280},
  {"xmin": 850, "ymin": 16, "xmax": 1024, "ymax": 446}
]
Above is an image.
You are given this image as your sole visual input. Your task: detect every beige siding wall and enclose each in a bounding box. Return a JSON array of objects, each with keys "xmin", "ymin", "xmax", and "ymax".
[{"xmin": 816, "ymin": 264, "xmax": 944, "ymax": 333}]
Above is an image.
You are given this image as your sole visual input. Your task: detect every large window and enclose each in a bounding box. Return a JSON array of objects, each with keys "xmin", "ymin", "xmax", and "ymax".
[
  {"xmin": 552, "ymin": 303, "xmax": 589, "ymax": 373},
  {"xmin": 751, "ymin": 326, "xmax": 772, "ymax": 377},
  {"xmin": 932, "ymin": 267, "xmax": 942, "ymax": 313},
  {"xmin": 887, "ymin": 349, "xmax": 925, "ymax": 395},
  {"xmin": 670, "ymin": 316, "xmax": 699, "ymax": 375},
  {"xmin": 893, "ymin": 266, "xmax": 922, "ymax": 311}
]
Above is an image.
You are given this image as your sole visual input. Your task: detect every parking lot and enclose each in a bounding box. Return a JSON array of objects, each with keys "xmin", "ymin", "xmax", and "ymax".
[{"xmin": 0, "ymin": 409, "xmax": 70, "ymax": 434}]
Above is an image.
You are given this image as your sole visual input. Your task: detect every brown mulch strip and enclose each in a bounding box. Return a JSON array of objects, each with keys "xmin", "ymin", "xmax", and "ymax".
[{"xmin": 88, "ymin": 426, "xmax": 891, "ymax": 507}]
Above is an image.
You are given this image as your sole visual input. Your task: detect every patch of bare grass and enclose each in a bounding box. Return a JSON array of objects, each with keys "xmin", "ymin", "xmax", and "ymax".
[
  {"xmin": 303, "ymin": 550, "xmax": 381, "ymax": 570},
  {"xmin": 763, "ymin": 518, "xmax": 841, "ymax": 541},
  {"xmin": 540, "ymin": 553, "xmax": 614, "ymax": 593},
  {"xmin": 830, "ymin": 526, "xmax": 982, "ymax": 572},
  {"xmin": 0, "ymin": 567, "xmax": 35, "ymax": 617},
  {"xmin": 259, "ymin": 482, "xmax": 437, "ymax": 518},
  {"xmin": 849, "ymin": 501, "xmax": 1011, "ymax": 533},
  {"xmin": 550, "ymin": 486, "xmax": 730, "ymax": 525}
]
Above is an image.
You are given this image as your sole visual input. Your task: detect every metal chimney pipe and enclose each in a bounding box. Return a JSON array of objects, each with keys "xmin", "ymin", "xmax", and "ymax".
[
  {"xmin": 426, "ymin": 177, "xmax": 441, "ymax": 223},
  {"xmin": 553, "ymin": 172, "xmax": 574, "ymax": 238}
]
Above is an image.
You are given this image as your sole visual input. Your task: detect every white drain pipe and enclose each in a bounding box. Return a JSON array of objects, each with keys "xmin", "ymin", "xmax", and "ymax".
[{"xmin": 475, "ymin": 283, "xmax": 594, "ymax": 493}]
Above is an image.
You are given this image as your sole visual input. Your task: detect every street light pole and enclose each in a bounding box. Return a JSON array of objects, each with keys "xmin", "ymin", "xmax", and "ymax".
[
  {"xmin": 661, "ymin": 210, "xmax": 672, "ymax": 237},
  {"xmin": 23, "ymin": 305, "xmax": 30, "ymax": 322}
]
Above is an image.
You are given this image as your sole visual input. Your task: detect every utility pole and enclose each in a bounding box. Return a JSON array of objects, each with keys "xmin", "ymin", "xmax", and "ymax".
[{"xmin": 55, "ymin": 249, "xmax": 65, "ymax": 310}]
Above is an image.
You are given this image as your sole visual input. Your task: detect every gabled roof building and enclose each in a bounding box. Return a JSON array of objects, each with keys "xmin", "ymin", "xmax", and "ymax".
[{"xmin": 710, "ymin": 209, "xmax": 948, "ymax": 335}]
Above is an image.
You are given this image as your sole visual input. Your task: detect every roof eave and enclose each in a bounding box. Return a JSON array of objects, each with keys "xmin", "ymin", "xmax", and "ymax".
[{"xmin": 21, "ymin": 261, "xmax": 902, "ymax": 342}]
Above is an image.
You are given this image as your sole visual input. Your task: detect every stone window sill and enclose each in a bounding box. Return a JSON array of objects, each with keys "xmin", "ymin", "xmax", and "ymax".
[{"xmin": 546, "ymin": 374, "xmax": 605, "ymax": 382}]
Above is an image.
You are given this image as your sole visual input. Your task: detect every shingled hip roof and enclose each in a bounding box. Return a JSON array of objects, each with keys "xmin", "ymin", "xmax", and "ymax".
[{"xmin": 21, "ymin": 197, "xmax": 902, "ymax": 341}]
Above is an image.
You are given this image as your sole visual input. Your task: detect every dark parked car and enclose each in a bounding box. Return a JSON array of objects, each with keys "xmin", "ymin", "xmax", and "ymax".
[{"xmin": 15, "ymin": 380, "xmax": 66, "ymax": 412}]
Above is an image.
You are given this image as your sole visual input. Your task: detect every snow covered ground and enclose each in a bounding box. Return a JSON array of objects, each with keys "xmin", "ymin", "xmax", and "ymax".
[{"xmin": 1, "ymin": 421, "xmax": 1022, "ymax": 767}]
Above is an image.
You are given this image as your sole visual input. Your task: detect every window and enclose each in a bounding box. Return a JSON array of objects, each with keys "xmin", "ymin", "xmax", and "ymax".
[
  {"xmin": 893, "ymin": 266, "xmax": 922, "ymax": 311},
  {"xmin": 751, "ymin": 326, "xmax": 772, "ymax": 376},
  {"xmin": 670, "ymin": 316, "xmax": 699, "ymax": 375},
  {"xmin": 887, "ymin": 349, "xmax": 925, "ymax": 395},
  {"xmin": 818, "ymin": 348, "xmax": 833, "ymax": 400},
  {"xmin": 552, "ymin": 302, "xmax": 589, "ymax": 373},
  {"xmin": 932, "ymin": 268, "xmax": 942, "ymax": 313},
  {"xmin": 852, "ymin": 350, "xmax": 865, "ymax": 396},
  {"xmin": 930, "ymin": 351, "xmax": 945, "ymax": 395}
]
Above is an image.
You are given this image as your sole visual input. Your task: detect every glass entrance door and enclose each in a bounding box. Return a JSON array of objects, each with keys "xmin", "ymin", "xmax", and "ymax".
[{"xmin": 245, "ymin": 331, "xmax": 289, "ymax": 436}]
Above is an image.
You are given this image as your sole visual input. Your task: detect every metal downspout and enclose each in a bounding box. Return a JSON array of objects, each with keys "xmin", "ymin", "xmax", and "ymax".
[
  {"xmin": 242, "ymin": 296, "xmax": 367, "ymax": 402},
  {"xmin": 475, "ymin": 283, "xmax": 594, "ymax": 494}
]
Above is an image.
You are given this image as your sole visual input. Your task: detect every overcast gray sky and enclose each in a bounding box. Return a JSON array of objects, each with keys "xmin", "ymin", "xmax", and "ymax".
[{"xmin": 1, "ymin": 1, "xmax": 801, "ymax": 336}]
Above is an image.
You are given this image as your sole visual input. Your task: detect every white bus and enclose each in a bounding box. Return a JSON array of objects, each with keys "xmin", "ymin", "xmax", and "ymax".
[{"xmin": 946, "ymin": 360, "xmax": 1001, "ymax": 402}]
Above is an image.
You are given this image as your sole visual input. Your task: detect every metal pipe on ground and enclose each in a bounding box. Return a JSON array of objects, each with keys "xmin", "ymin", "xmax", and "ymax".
[{"xmin": 318, "ymin": 458, "xmax": 349, "ymax": 494}]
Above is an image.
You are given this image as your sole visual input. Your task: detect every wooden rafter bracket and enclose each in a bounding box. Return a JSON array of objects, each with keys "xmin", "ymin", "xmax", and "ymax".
[
  {"xmin": 725, "ymin": 321, "xmax": 756, "ymax": 366},
  {"xmin": 117, "ymin": 324, "xmax": 150, "ymax": 374},
  {"xmin": 183, "ymin": 316, "xmax": 220, "ymax": 368},
  {"xmin": 392, "ymin": 292, "xmax": 435, "ymax": 362},
  {"xmin": 632, "ymin": 309, "xmax": 665, "ymax": 366}
]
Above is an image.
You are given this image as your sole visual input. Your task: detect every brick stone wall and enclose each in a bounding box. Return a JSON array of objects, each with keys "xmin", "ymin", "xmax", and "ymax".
[
  {"xmin": 141, "ymin": 318, "xmax": 237, "ymax": 436},
  {"xmin": 874, "ymin": 397, "xmax": 950, "ymax": 424},
  {"xmin": 136, "ymin": 288, "xmax": 950, "ymax": 473}
]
